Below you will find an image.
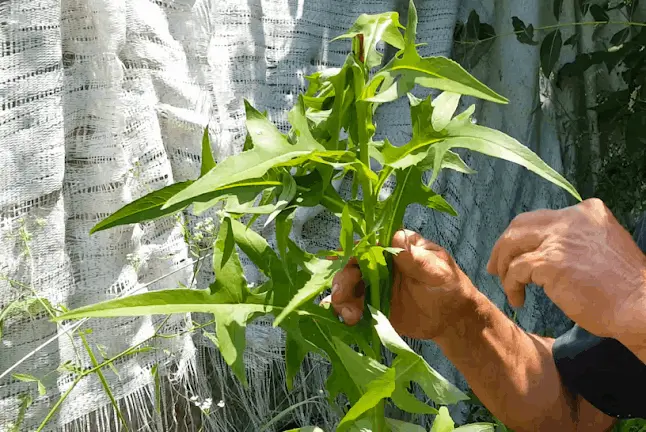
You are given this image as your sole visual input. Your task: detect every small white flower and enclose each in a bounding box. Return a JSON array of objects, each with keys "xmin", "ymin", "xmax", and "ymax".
[{"xmin": 217, "ymin": 400, "xmax": 225, "ymax": 408}]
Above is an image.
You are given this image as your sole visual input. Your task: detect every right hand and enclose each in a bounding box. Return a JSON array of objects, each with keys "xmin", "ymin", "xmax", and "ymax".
[{"xmin": 322, "ymin": 229, "xmax": 478, "ymax": 340}]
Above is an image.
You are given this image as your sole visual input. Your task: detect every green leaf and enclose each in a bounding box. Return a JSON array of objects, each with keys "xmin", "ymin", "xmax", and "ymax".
[
  {"xmin": 610, "ymin": 28, "xmax": 631, "ymax": 46},
  {"xmin": 228, "ymin": 218, "xmax": 282, "ymax": 277},
  {"xmin": 379, "ymin": 167, "xmax": 457, "ymax": 246},
  {"xmin": 275, "ymin": 209, "xmax": 296, "ymax": 285},
  {"xmin": 340, "ymin": 204, "xmax": 354, "ymax": 258},
  {"xmin": 90, "ymin": 181, "xmax": 193, "ymax": 234},
  {"xmin": 590, "ymin": 4, "xmax": 609, "ymax": 22},
  {"xmin": 211, "ymin": 218, "xmax": 247, "ymax": 298},
  {"xmin": 191, "ymin": 178, "xmax": 282, "ymax": 216},
  {"xmin": 200, "ymin": 127, "xmax": 216, "ymax": 177},
  {"xmin": 265, "ymin": 175, "xmax": 297, "ymax": 226},
  {"xmin": 454, "ymin": 424, "xmax": 495, "ymax": 432},
  {"xmin": 430, "ymin": 407, "xmax": 455, "ymax": 432},
  {"xmin": 164, "ymin": 100, "xmax": 325, "ymax": 209},
  {"xmin": 431, "ymin": 92, "xmax": 461, "ymax": 132},
  {"xmin": 386, "ymin": 418, "xmax": 427, "ymax": 432},
  {"xmin": 369, "ymin": 307, "xmax": 468, "ymax": 405},
  {"xmin": 332, "ymin": 12, "xmax": 405, "ymax": 68},
  {"xmin": 378, "ymin": 55, "xmax": 508, "ymax": 104},
  {"xmin": 563, "ymin": 34, "xmax": 578, "ymax": 47},
  {"xmin": 53, "ymin": 289, "xmax": 271, "ymax": 321},
  {"xmin": 553, "ymin": 0, "xmax": 564, "ymax": 19},
  {"xmin": 285, "ymin": 330, "xmax": 308, "ymax": 390},
  {"xmin": 12, "ymin": 374, "xmax": 46, "ymax": 397},
  {"xmin": 540, "ymin": 30, "xmax": 562, "ymax": 78},
  {"xmin": 511, "ymin": 17, "xmax": 538, "ymax": 46},
  {"xmin": 427, "ymin": 105, "xmax": 582, "ymax": 201},
  {"xmin": 272, "ymin": 258, "xmax": 344, "ymax": 327},
  {"xmin": 338, "ymin": 368, "xmax": 396, "ymax": 431}
]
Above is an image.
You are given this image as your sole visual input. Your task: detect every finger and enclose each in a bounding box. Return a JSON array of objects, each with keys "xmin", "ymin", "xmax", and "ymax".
[
  {"xmin": 487, "ymin": 210, "xmax": 555, "ymax": 280},
  {"xmin": 502, "ymin": 250, "xmax": 544, "ymax": 308},
  {"xmin": 393, "ymin": 244, "xmax": 453, "ymax": 286},
  {"xmin": 331, "ymin": 264, "xmax": 363, "ymax": 304},
  {"xmin": 393, "ymin": 229, "xmax": 442, "ymax": 252}
]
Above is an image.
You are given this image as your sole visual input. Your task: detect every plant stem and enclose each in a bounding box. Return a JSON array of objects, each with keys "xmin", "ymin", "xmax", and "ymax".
[
  {"xmin": 454, "ymin": 20, "xmax": 646, "ymax": 48},
  {"xmin": 356, "ymin": 67, "xmax": 386, "ymax": 431}
]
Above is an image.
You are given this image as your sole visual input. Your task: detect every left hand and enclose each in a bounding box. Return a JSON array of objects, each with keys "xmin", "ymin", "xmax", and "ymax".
[{"xmin": 486, "ymin": 198, "xmax": 646, "ymax": 343}]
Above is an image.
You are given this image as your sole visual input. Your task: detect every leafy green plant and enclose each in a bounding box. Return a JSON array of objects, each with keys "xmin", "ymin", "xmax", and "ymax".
[{"xmin": 54, "ymin": 2, "xmax": 580, "ymax": 430}]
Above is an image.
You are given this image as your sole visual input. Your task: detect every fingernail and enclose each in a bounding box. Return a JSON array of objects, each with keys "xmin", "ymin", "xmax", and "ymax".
[
  {"xmin": 341, "ymin": 307, "xmax": 351, "ymax": 323},
  {"xmin": 331, "ymin": 283, "xmax": 339, "ymax": 300},
  {"xmin": 338, "ymin": 313, "xmax": 344, "ymax": 323}
]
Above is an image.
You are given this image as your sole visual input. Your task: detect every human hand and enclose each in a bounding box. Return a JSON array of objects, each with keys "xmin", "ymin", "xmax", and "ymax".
[
  {"xmin": 487, "ymin": 198, "xmax": 646, "ymax": 344},
  {"xmin": 323, "ymin": 229, "xmax": 477, "ymax": 340}
]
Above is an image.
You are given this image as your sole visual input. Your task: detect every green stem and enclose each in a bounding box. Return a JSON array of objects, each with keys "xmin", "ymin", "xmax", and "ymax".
[
  {"xmin": 455, "ymin": 20, "xmax": 646, "ymax": 48},
  {"xmin": 355, "ymin": 66, "xmax": 386, "ymax": 431}
]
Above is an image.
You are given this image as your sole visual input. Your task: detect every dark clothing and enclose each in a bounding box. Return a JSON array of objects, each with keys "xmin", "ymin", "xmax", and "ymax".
[{"xmin": 552, "ymin": 214, "xmax": 646, "ymax": 419}]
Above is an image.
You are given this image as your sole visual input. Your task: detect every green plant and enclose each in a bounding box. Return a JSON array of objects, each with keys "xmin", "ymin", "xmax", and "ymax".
[{"xmin": 54, "ymin": 2, "xmax": 580, "ymax": 430}]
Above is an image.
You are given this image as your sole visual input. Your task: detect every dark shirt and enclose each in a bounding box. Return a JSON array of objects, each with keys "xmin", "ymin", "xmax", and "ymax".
[{"xmin": 552, "ymin": 215, "xmax": 646, "ymax": 419}]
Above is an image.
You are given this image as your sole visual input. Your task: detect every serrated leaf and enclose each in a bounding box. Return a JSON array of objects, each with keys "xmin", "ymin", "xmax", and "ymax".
[
  {"xmin": 191, "ymin": 178, "xmax": 282, "ymax": 216},
  {"xmin": 12, "ymin": 374, "xmax": 46, "ymax": 396},
  {"xmin": 378, "ymin": 55, "xmax": 508, "ymax": 104},
  {"xmin": 212, "ymin": 218, "xmax": 247, "ymax": 298},
  {"xmin": 90, "ymin": 181, "xmax": 193, "ymax": 234},
  {"xmin": 511, "ymin": 17, "xmax": 538, "ymax": 46},
  {"xmin": 369, "ymin": 307, "xmax": 468, "ymax": 405},
  {"xmin": 200, "ymin": 127, "xmax": 216, "ymax": 177},
  {"xmin": 285, "ymin": 330, "xmax": 308, "ymax": 391},
  {"xmin": 430, "ymin": 407, "xmax": 455, "ymax": 432},
  {"xmin": 540, "ymin": 30, "xmax": 562, "ymax": 77},
  {"xmin": 427, "ymin": 105, "xmax": 581, "ymax": 201},
  {"xmin": 338, "ymin": 368, "xmax": 396, "ymax": 431},
  {"xmin": 379, "ymin": 167, "xmax": 457, "ymax": 246},
  {"xmin": 53, "ymin": 289, "xmax": 271, "ymax": 321},
  {"xmin": 273, "ymin": 258, "xmax": 344, "ymax": 326},
  {"xmin": 164, "ymin": 100, "xmax": 325, "ymax": 209}
]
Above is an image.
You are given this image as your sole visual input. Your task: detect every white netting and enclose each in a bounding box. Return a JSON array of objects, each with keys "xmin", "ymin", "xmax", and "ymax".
[{"xmin": 0, "ymin": 0, "xmax": 623, "ymax": 430}]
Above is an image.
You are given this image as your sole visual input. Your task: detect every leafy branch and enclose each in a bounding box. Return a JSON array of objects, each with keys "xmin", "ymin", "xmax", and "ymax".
[{"xmin": 53, "ymin": 1, "xmax": 580, "ymax": 430}]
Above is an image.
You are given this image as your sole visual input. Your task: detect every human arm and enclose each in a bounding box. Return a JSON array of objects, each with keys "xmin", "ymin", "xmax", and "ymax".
[
  {"xmin": 326, "ymin": 230, "xmax": 615, "ymax": 432},
  {"xmin": 486, "ymin": 198, "xmax": 646, "ymax": 364}
]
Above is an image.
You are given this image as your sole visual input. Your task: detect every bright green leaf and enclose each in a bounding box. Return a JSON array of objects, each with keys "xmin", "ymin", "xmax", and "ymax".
[
  {"xmin": 369, "ymin": 307, "xmax": 468, "ymax": 405},
  {"xmin": 427, "ymin": 105, "xmax": 581, "ymax": 201},
  {"xmin": 379, "ymin": 167, "xmax": 457, "ymax": 246},
  {"xmin": 431, "ymin": 92, "xmax": 461, "ymax": 131},
  {"xmin": 430, "ymin": 407, "xmax": 455, "ymax": 432},
  {"xmin": 273, "ymin": 258, "xmax": 344, "ymax": 326},
  {"xmin": 340, "ymin": 204, "xmax": 354, "ymax": 258},
  {"xmin": 200, "ymin": 127, "xmax": 216, "ymax": 177},
  {"xmin": 387, "ymin": 418, "xmax": 427, "ymax": 432},
  {"xmin": 338, "ymin": 368, "xmax": 396, "ymax": 431},
  {"xmin": 332, "ymin": 12, "xmax": 405, "ymax": 68},
  {"xmin": 164, "ymin": 100, "xmax": 324, "ymax": 209},
  {"xmin": 90, "ymin": 181, "xmax": 193, "ymax": 234}
]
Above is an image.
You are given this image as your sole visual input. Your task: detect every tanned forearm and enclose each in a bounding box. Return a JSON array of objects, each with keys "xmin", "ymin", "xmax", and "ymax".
[{"xmin": 433, "ymin": 290, "xmax": 614, "ymax": 432}]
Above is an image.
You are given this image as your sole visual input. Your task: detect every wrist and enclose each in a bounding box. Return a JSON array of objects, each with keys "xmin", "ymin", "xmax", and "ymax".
[{"xmin": 432, "ymin": 286, "xmax": 493, "ymax": 345}]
